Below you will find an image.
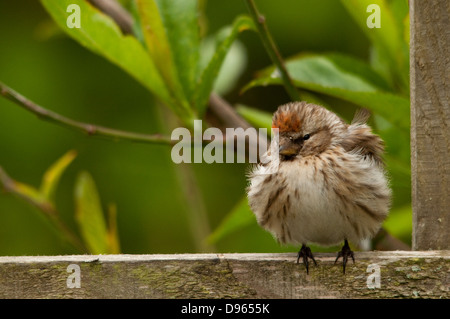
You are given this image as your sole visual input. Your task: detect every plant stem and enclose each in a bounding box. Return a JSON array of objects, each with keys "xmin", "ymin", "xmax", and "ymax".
[
  {"xmin": 0, "ymin": 82, "xmax": 174, "ymax": 145},
  {"xmin": 157, "ymin": 106, "xmax": 215, "ymax": 253},
  {"xmin": 245, "ymin": 0, "xmax": 301, "ymax": 102}
]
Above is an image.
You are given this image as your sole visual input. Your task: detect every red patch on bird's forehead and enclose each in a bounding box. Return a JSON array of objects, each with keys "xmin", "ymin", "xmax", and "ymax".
[{"xmin": 272, "ymin": 111, "xmax": 301, "ymax": 132}]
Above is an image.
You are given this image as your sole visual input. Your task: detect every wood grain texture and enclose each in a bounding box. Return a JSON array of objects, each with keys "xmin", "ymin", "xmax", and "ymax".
[
  {"xmin": 0, "ymin": 252, "xmax": 448, "ymax": 299},
  {"xmin": 410, "ymin": 0, "xmax": 450, "ymax": 250}
]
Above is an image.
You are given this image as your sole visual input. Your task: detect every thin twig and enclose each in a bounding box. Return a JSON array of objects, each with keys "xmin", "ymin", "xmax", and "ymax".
[
  {"xmin": 245, "ymin": 0, "xmax": 301, "ymax": 101},
  {"xmin": 209, "ymin": 93, "xmax": 252, "ymax": 129},
  {"xmin": 0, "ymin": 82, "xmax": 246, "ymax": 147},
  {"xmin": 0, "ymin": 82, "xmax": 174, "ymax": 145}
]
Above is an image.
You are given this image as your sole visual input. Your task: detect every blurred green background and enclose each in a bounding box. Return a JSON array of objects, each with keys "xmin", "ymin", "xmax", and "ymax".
[{"xmin": 0, "ymin": 0, "xmax": 409, "ymax": 256}]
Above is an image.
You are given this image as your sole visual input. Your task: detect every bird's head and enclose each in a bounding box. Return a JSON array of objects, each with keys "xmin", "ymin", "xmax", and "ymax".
[{"xmin": 272, "ymin": 102, "xmax": 345, "ymax": 160}]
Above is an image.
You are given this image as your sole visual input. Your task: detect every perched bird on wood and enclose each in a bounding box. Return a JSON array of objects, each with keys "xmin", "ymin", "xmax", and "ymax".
[{"xmin": 247, "ymin": 102, "xmax": 391, "ymax": 274}]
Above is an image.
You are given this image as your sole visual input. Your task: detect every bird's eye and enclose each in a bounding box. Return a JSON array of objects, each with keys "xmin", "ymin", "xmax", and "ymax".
[
  {"xmin": 289, "ymin": 136, "xmax": 294, "ymax": 141},
  {"xmin": 303, "ymin": 134, "xmax": 310, "ymax": 140}
]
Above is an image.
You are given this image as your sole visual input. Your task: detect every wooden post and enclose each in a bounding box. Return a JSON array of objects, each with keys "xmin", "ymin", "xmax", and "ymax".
[{"xmin": 410, "ymin": 0, "xmax": 450, "ymax": 250}]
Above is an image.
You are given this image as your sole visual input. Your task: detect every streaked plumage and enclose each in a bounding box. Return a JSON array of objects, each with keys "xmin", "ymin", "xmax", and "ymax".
[{"xmin": 247, "ymin": 102, "xmax": 391, "ymax": 273}]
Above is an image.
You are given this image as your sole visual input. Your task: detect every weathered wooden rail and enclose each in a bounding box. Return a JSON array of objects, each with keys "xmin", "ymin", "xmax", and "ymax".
[{"xmin": 0, "ymin": 252, "xmax": 448, "ymax": 299}]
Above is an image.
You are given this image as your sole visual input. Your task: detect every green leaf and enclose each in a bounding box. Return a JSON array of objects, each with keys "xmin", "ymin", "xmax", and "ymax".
[
  {"xmin": 74, "ymin": 171, "xmax": 109, "ymax": 254},
  {"xmin": 40, "ymin": 0, "xmax": 172, "ymax": 110},
  {"xmin": 200, "ymin": 37, "xmax": 247, "ymax": 97},
  {"xmin": 256, "ymin": 53, "xmax": 392, "ymax": 92},
  {"xmin": 340, "ymin": 0, "xmax": 409, "ymax": 94},
  {"xmin": 0, "ymin": 167, "xmax": 49, "ymax": 212},
  {"xmin": 136, "ymin": 0, "xmax": 198, "ymax": 122},
  {"xmin": 13, "ymin": 181, "xmax": 49, "ymax": 209},
  {"xmin": 207, "ymin": 197, "xmax": 255, "ymax": 245},
  {"xmin": 40, "ymin": 150, "xmax": 77, "ymax": 201},
  {"xmin": 136, "ymin": 0, "xmax": 199, "ymax": 97},
  {"xmin": 194, "ymin": 15, "xmax": 256, "ymax": 116},
  {"xmin": 156, "ymin": 0, "xmax": 201, "ymax": 102},
  {"xmin": 245, "ymin": 53, "xmax": 410, "ymax": 132}
]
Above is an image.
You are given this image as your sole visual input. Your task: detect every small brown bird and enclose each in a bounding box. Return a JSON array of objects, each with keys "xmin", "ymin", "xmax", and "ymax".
[{"xmin": 247, "ymin": 102, "xmax": 391, "ymax": 274}]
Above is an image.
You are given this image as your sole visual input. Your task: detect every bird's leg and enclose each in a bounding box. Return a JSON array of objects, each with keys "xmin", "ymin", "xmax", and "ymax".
[
  {"xmin": 297, "ymin": 244, "xmax": 317, "ymax": 274},
  {"xmin": 334, "ymin": 239, "xmax": 355, "ymax": 274}
]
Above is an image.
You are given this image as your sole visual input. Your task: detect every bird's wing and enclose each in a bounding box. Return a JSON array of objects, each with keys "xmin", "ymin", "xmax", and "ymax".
[{"xmin": 341, "ymin": 119, "xmax": 385, "ymax": 165}]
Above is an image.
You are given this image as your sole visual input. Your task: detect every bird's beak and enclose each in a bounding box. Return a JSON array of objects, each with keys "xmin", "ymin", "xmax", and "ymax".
[{"xmin": 279, "ymin": 143, "xmax": 298, "ymax": 156}]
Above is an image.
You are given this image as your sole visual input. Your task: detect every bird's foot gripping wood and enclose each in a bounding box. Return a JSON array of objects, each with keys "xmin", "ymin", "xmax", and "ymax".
[
  {"xmin": 297, "ymin": 244, "xmax": 317, "ymax": 274},
  {"xmin": 335, "ymin": 239, "xmax": 355, "ymax": 274}
]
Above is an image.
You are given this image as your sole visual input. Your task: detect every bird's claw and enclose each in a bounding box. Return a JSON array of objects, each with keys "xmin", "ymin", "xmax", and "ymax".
[
  {"xmin": 335, "ymin": 240, "xmax": 355, "ymax": 274},
  {"xmin": 297, "ymin": 244, "xmax": 317, "ymax": 274}
]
